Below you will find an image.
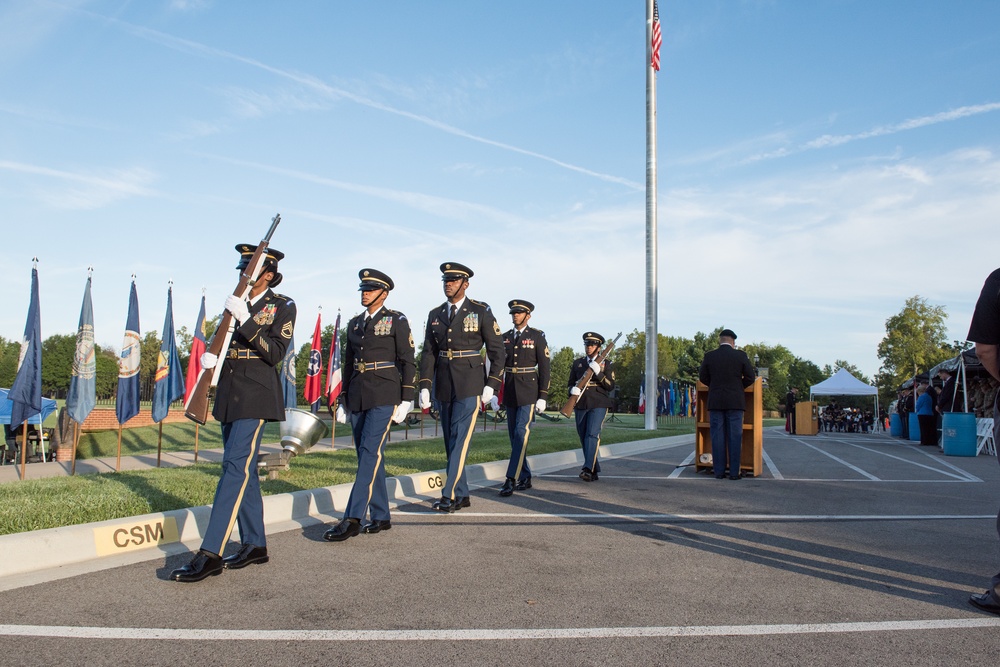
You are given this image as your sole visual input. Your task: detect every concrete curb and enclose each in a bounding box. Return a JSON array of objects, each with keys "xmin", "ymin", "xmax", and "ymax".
[{"xmin": 0, "ymin": 434, "xmax": 693, "ymax": 587}]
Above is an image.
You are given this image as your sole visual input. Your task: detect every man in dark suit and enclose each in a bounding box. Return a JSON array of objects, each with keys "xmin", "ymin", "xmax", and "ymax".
[
  {"xmin": 418, "ymin": 263, "xmax": 505, "ymax": 512},
  {"xmin": 966, "ymin": 267, "xmax": 1000, "ymax": 616},
  {"xmin": 698, "ymin": 328, "xmax": 755, "ymax": 480},
  {"xmin": 785, "ymin": 387, "xmax": 798, "ymax": 434},
  {"xmin": 171, "ymin": 244, "xmax": 296, "ymax": 582},
  {"xmin": 568, "ymin": 332, "xmax": 616, "ymax": 482},
  {"xmin": 324, "ymin": 269, "xmax": 416, "ymax": 542},
  {"xmin": 498, "ymin": 300, "xmax": 550, "ymax": 497}
]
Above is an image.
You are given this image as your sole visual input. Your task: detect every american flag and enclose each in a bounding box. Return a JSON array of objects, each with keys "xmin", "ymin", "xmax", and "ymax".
[
  {"xmin": 651, "ymin": 1, "xmax": 662, "ymax": 72},
  {"xmin": 326, "ymin": 311, "xmax": 342, "ymax": 407}
]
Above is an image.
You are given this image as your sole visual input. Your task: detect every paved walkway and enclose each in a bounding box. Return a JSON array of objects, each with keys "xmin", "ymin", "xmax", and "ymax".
[{"xmin": 1, "ymin": 428, "xmax": 998, "ymax": 666}]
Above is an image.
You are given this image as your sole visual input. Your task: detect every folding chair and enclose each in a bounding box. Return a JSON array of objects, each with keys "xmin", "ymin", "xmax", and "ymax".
[{"xmin": 978, "ymin": 418, "xmax": 996, "ymax": 456}]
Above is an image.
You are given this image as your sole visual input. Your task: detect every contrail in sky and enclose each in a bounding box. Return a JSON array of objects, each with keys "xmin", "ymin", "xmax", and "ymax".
[
  {"xmin": 89, "ymin": 11, "xmax": 643, "ymax": 191},
  {"xmin": 744, "ymin": 102, "xmax": 1000, "ymax": 163}
]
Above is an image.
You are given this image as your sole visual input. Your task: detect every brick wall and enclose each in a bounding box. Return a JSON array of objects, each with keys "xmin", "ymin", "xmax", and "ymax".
[{"xmin": 80, "ymin": 407, "xmax": 214, "ymax": 432}]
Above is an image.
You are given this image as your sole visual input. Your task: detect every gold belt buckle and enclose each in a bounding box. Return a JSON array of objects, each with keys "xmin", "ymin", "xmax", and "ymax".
[{"xmin": 445, "ymin": 350, "xmax": 454, "ymax": 360}]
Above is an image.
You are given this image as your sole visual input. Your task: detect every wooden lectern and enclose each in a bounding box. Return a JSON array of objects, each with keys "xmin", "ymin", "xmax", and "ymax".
[{"xmin": 694, "ymin": 377, "xmax": 763, "ymax": 477}]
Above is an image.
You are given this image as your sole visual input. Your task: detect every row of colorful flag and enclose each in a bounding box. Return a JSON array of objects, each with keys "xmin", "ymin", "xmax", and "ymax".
[
  {"xmin": 638, "ymin": 380, "xmax": 696, "ymax": 417},
  {"xmin": 5, "ymin": 265, "xmax": 201, "ymax": 429}
]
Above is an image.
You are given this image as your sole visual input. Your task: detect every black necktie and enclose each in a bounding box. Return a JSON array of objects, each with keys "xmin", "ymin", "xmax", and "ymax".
[
  {"xmin": 514, "ymin": 331, "xmax": 520, "ymax": 344},
  {"xmin": 449, "ymin": 304, "xmax": 457, "ymax": 322}
]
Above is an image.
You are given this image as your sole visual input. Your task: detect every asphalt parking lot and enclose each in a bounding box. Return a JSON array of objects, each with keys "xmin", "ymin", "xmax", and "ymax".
[{"xmin": 0, "ymin": 427, "xmax": 998, "ymax": 666}]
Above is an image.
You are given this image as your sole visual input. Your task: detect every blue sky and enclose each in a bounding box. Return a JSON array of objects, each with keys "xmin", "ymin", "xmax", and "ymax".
[{"xmin": 2, "ymin": 0, "xmax": 999, "ymax": 380}]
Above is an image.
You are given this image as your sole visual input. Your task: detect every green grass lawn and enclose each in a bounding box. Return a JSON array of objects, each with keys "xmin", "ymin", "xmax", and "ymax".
[{"xmin": 1, "ymin": 415, "xmax": 782, "ymax": 535}]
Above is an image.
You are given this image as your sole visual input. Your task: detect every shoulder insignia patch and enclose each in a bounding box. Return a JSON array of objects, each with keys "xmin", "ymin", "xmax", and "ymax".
[
  {"xmin": 544, "ymin": 346, "xmax": 550, "ymax": 358},
  {"xmin": 493, "ymin": 320, "xmax": 501, "ymax": 336}
]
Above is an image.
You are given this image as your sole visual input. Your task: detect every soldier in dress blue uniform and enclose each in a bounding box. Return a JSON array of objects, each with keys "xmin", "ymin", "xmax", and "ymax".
[
  {"xmin": 418, "ymin": 262, "xmax": 505, "ymax": 512},
  {"xmin": 323, "ymin": 269, "xmax": 416, "ymax": 542},
  {"xmin": 567, "ymin": 332, "xmax": 616, "ymax": 482},
  {"xmin": 498, "ymin": 300, "xmax": 550, "ymax": 497},
  {"xmin": 171, "ymin": 244, "xmax": 296, "ymax": 582}
]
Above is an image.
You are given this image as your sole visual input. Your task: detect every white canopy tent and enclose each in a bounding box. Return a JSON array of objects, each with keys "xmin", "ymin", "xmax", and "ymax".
[{"xmin": 810, "ymin": 368, "xmax": 880, "ymax": 428}]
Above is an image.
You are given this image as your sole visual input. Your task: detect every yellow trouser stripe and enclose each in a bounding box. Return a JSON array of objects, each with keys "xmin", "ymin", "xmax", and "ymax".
[
  {"xmin": 513, "ymin": 405, "xmax": 535, "ymax": 480},
  {"xmin": 222, "ymin": 419, "xmax": 263, "ymax": 546},
  {"xmin": 361, "ymin": 419, "xmax": 393, "ymax": 510},
  {"xmin": 449, "ymin": 409, "xmax": 480, "ymax": 500}
]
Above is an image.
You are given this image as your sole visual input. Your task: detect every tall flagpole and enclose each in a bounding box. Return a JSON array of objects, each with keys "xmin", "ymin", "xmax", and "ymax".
[{"xmin": 644, "ymin": 0, "xmax": 660, "ymax": 431}]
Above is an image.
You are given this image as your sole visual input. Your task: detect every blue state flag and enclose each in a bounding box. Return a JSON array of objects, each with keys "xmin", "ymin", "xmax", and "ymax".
[
  {"xmin": 152, "ymin": 285, "xmax": 185, "ymax": 423},
  {"xmin": 9, "ymin": 264, "xmax": 42, "ymax": 428},
  {"xmin": 66, "ymin": 276, "xmax": 97, "ymax": 425},
  {"xmin": 116, "ymin": 280, "xmax": 141, "ymax": 425},
  {"xmin": 280, "ymin": 334, "xmax": 297, "ymax": 409}
]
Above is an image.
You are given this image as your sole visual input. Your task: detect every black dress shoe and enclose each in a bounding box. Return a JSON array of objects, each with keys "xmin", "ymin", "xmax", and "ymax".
[
  {"xmin": 222, "ymin": 544, "xmax": 269, "ymax": 570},
  {"xmin": 170, "ymin": 550, "xmax": 223, "ymax": 582},
  {"xmin": 323, "ymin": 518, "xmax": 361, "ymax": 542},
  {"xmin": 362, "ymin": 519, "xmax": 392, "ymax": 534},
  {"xmin": 591, "ymin": 471, "xmax": 599, "ymax": 481},
  {"xmin": 969, "ymin": 591, "xmax": 1000, "ymax": 615},
  {"xmin": 499, "ymin": 478, "xmax": 515, "ymax": 497},
  {"xmin": 729, "ymin": 474, "xmax": 741, "ymax": 480},
  {"xmin": 715, "ymin": 474, "xmax": 725, "ymax": 479},
  {"xmin": 454, "ymin": 496, "xmax": 471, "ymax": 510},
  {"xmin": 432, "ymin": 497, "xmax": 455, "ymax": 513},
  {"xmin": 579, "ymin": 468, "xmax": 593, "ymax": 482},
  {"xmin": 515, "ymin": 478, "xmax": 532, "ymax": 491}
]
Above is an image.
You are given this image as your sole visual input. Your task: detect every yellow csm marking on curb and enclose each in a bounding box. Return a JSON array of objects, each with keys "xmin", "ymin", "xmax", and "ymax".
[{"xmin": 93, "ymin": 517, "xmax": 179, "ymax": 555}]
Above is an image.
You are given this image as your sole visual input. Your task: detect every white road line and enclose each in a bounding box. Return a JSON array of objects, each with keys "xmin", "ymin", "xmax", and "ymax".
[
  {"xmin": 394, "ymin": 511, "xmax": 995, "ymax": 522},
  {"xmin": 835, "ymin": 441, "xmax": 975, "ymax": 482},
  {"xmin": 668, "ymin": 450, "xmax": 695, "ymax": 479},
  {"xmin": 0, "ymin": 618, "xmax": 996, "ymax": 641},
  {"xmin": 522, "ymin": 475, "xmax": 980, "ymax": 483},
  {"xmin": 912, "ymin": 448, "xmax": 983, "ymax": 483},
  {"xmin": 762, "ymin": 448, "xmax": 783, "ymax": 479},
  {"xmin": 795, "ymin": 439, "xmax": 881, "ymax": 480}
]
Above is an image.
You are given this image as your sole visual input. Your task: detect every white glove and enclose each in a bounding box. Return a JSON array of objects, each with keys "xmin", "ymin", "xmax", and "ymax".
[
  {"xmin": 419, "ymin": 388, "xmax": 431, "ymax": 410},
  {"xmin": 570, "ymin": 386, "xmax": 582, "ymax": 396},
  {"xmin": 225, "ymin": 295, "xmax": 251, "ymax": 325},
  {"xmin": 392, "ymin": 400, "xmax": 413, "ymax": 424},
  {"xmin": 535, "ymin": 399, "xmax": 546, "ymax": 412},
  {"xmin": 490, "ymin": 396, "xmax": 499, "ymax": 411},
  {"xmin": 335, "ymin": 406, "xmax": 347, "ymax": 424},
  {"xmin": 481, "ymin": 386, "xmax": 495, "ymax": 406},
  {"xmin": 200, "ymin": 352, "xmax": 218, "ymax": 369},
  {"xmin": 588, "ymin": 360, "xmax": 602, "ymax": 374}
]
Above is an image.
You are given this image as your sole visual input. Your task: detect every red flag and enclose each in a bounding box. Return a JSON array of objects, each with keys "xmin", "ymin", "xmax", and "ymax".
[
  {"xmin": 650, "ymin": 1, "xmax": 662, "ymax": 71},
  {"xmin": 638, "ymin": 383, "xmax": 646, "ymax": 414},
  {"xmin": 326, "ymin": 311, "xmax": 342, "ymax": 406},
  {"xmin": 304, "ymin": 312, "xmax": 323, "ymax": 406},
  {"xmin": 183, "ymin": 295, "xmax": 208, "ymax": 403}
]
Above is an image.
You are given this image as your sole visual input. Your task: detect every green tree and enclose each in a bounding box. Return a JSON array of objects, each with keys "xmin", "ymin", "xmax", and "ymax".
[
  {"xmin": 876, "ymin": 296, "xmax": 951, "ymax": 401},
  {"xmin": 613, "ymin": 329, "xmax": 678, "ymax": 409},
  {"xmin": 41, "ymin": 334, "xmax": 76, "ymax": 397},
  {"xmin": 548, "ymin": 346, "xmax": 575, "ymax": 409},
  {"xmin": 94, "ymin": 347, "xmax": 119, "ymax": 400},
  {"xmin": 0, "ymin": 336, "xmax": 22, "ymax": 388}
]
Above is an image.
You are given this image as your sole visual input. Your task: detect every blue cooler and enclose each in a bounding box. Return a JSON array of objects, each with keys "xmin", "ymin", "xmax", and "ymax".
[
  {"xmin": 941, "ymin": 412, "xmax": 977, "ymax": 456},
  {"xmin": 889, "ymin": 413, "xmax": 902, "ymax": 437},
  {"xmin": 908, "ymin": 412, "xmax": 920, "ymax": 442}
]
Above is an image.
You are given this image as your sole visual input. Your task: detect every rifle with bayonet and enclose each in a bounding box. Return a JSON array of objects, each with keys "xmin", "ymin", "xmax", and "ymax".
[
  {"xmin": 559, "ymin": 332, "xmax": 622, "ymax": 418},
  {"xmin": 184, "ymin": 214, "xmax": 282, "ymax": 425}
]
